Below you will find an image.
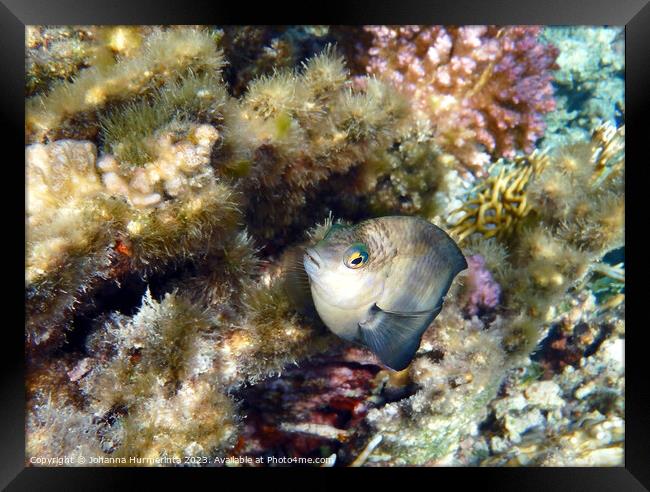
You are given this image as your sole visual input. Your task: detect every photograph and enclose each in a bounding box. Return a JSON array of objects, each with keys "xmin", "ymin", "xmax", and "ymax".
[{"xmin": 24, "ymin": 24, "xmax": 625, "ymax": 468}]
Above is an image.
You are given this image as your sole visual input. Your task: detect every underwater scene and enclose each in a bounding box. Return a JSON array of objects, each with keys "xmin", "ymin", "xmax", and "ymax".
[{"xmin": 25, "ymin": 25, "xmax": 624, "ymax": 467}]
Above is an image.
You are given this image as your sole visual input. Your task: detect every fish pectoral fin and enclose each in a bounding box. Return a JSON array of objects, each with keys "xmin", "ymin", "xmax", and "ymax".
[{"xmin": 358, "ymin": 304, "xmax": 440, "ymax": 371}]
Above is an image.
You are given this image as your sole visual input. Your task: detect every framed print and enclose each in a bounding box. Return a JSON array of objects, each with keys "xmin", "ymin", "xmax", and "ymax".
[{"xmin": 3, "ymin": 0, "xmax": 647, "ymax": 489}]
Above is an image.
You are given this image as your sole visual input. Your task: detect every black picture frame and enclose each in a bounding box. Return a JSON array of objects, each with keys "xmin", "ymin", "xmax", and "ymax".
[{"xmin": 4, "ymin": 1, "xmax": 647, "ymax": 489}]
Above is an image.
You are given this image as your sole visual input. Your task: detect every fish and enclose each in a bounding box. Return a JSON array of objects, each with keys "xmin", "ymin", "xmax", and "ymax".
[{"xmin": 303, "ymin": 215, "xmax": 467, "ymax": 370}]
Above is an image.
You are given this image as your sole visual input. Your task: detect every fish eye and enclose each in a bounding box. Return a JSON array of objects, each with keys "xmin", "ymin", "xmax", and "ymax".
[{"xmin": 344, "ymin": 244, "xmax": 369, "ymax": 269}]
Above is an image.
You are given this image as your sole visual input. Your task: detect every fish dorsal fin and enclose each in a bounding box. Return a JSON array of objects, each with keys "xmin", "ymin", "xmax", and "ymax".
[{"xmin": 358, "ymin": 303, "xmax": 441, "ymax": 371}]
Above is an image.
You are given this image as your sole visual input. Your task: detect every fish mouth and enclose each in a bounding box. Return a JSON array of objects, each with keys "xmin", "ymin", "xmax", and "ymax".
[{"xmin": 303, "ymin": 248, "xmax": 322, "ymax": 276}]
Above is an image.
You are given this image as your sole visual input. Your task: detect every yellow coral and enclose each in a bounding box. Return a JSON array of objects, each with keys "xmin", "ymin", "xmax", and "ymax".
[
  {"xmin": 450, "ymin": 122, "xmax": 624, "ymax": 245},
  {"xmin": 449, "ymin": 151, "xmax": 549, "ymax": 242},
  {"xmin": 591, "ymin": 122, "xmax": 624, "ymax": 181}
]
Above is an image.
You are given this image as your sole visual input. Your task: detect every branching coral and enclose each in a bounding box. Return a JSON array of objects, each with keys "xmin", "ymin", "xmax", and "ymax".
[
  {"xmin": 449, "ymin": 151, "xmax": 550, "ymax": 242},
  {"xmin": 446, "ymin": 121, "xmax": 623, "ymax": 350},
  {"xmin": 450, "ymin": 122, "xmax": 623, "ymax": 245},
  {"xmin": 356, "ymin": 26, "xmax": 559, "ymax": 174}
]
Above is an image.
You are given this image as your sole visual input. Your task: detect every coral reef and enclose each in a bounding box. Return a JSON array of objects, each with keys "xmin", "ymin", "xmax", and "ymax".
[
  {"xmin": 25, "ymin": 25, "xmax": 624, "ymax": 467},
  {"xmin": 26, "ymin": 229, "xmax": 339, "ymax": 462},
  {"xmin": 217, "ymin": 26, "xmax": 334, "ymax": 97},
  {"xmin": 79, "ymin": 291, "xmax": 239, "ymax": 460},
  {"xmin": 479, "ymin": 290, "xmax": 624, "ymax": 466},
  {"xmin": 26, "ymin": 26, "xmax": 154, "ymax": 97},
  {"xmin": 361, "ymin": 121, "xmax": 457, "ymax": 219},
  {"xmin": 540, "ymin": 26, "xmax": 625, "ymax": 148},
  {"xmin": 351, "ymin": 26, "xmax": 558, "ymax": 174},
  {"xmin": 348, "ymin": 121, "xmax": 623, "ymax": 465},
  {"xmin": 213, "ymin": 47, "xmax": 411, "ymax": 247},
  {"xmin": 26, "ymin": 26, "xmax": 224, "ymax": 142},
  {"xmin": 26, "ymin": 130, "xmax": 240, "ymax": 351},
  {"xmin": 27, "ymin": 292, "xmax": 240, "ymax": 464}
]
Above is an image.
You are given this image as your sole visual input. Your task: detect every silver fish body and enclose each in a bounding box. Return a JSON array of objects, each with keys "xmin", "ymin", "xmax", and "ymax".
[{"xmin": 303, "ymin": 216, "xmax": 467, "ymax": 370}]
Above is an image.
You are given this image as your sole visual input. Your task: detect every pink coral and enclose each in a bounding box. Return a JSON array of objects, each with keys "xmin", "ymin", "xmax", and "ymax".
[
  {"xmin": 463, "ymin": 254, "xmax": 501, "ymax": 316},
  {"xmin": 361, "ymin": 26, "xmax": 559, "ymax": 174}
]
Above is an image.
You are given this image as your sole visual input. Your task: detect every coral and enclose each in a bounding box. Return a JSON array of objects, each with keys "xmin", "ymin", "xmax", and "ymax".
[
  {"xmin": 98, "ymin": 70, "xmax": 228, "ymax": 168},
  {"xmin": 27, "ymin": 213, "xmax": 346, "ymax": 462},
  {"xmin": 361, "ymin": 121, "xmax": 455, "ymax": 219},
  {"xmin": 33, "ymin": 262, "xmax": 337, "ymax": 461},
  {"xmin": 26, "ymin": 140, "xmax": 105, "ymax": 281},
  {"xmin": 479, "ymin": 290, "xmax": 624, "ymax": 466},
  {"xmin": 217, "ymin": 26, "xmax": 334, "ymax": 97},
  {"xmin": 217, "ymin": 277, "xmax": 337, "ymax": 386},
  {"xmin": 484, "ymin": 413, "xmax": 624, "ymax": 466},
  {"xmin": 78, "ymin": 291, "xmax": 238, "ymax": 461},
  {"xmin": 26, "ymin": 140, "xmax": 126, "ymax": 349},
  {"xmin": 357, "ymin": 26, "xmax": 559, "ymax": 173},
  {"xmin": 352, "ymin": 122, "xmax": 623, "ymax": 465},
  {"xmin": 26, "ymin": 26, "xmax": 98, "ymax": 97},
  {"xmin": 462, "ymin": 254, "xmax": 502, "ymax": 317},
  {"xmin": 26, "ymin": 128, "xmax": 240, "ymax": 352},
  {"xmin": 449, "ymin": 122, "xmax": 624, "ymax": 323},
  {"xmin": 540, "ymin": 27, "xmax": 624, "ymax": 148},
  {"xmin": 25, "ymin": 25, "xmax": 625, "ymax": 468},
  {"xmin": 363, "ymin": 297, "xmax": 508, "ymax": 465},
  {"xmin": 26, "ymin": 356, "xmax": 104, "ymax": 464},
  {"xmin": 26, "ymin": 26, "xmax": 153, "ymax": 97},
  {"xmin": 214, "ymin": 47, "xmax": 411, "ymax": 247},
  {"xmin": 377, "ymin": 279, "xmax": 625, "ymax": 467},
  {"xmin": 26, "ymin": 26, "xmax": 235, "ymax": 326},
  {"xmin": 26, "ymin": 26, "xmax": 224, "ymax": 142},
  {"xmin": 497, "ymin": 129, "xmax": 623, "ymax": 341},
  {"xmin": 97, "ymin": 123, "xmax": 224, "ymax": 208},
  {"xmin": 449, "ymin": 151, "xmax": 549, "ymax": 241}
]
